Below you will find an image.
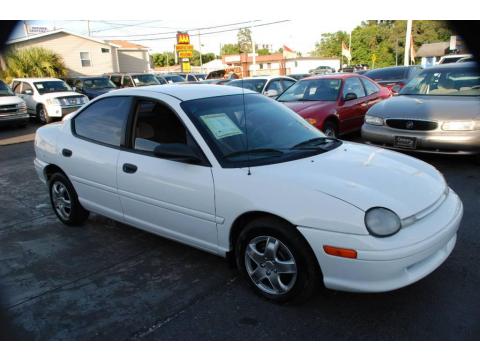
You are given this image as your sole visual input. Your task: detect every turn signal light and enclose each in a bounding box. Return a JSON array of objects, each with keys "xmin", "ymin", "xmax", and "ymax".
[
  {"xmin": 323, "ymin": 245, "xmax": 357, "ymax": 259},
  {"xmin": 305, "ymin": 118, "xmax": 317, "ymax": 125}
]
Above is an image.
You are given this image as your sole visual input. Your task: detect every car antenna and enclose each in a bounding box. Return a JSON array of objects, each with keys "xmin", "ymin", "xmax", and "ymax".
[{"xmin": 241, "ymin": 70, "xmax": 251, "ymax": 176}]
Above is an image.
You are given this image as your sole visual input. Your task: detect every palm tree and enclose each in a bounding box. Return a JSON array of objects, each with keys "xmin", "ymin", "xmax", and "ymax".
[{"xmin": 1, "ymin": 47, "xmax": 67, "ymax": 83}]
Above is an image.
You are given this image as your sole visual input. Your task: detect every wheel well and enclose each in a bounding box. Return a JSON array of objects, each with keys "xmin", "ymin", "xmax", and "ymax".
[
  {"xmin": 44, "ymin": 164, "xmax": 66, "ymax": 182},
  {"xmin": 323, "ymin": 115, "xmax": 339, "ymax": 129}
]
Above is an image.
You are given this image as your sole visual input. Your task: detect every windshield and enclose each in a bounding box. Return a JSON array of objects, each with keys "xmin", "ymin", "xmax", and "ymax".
[
  {"xmin": 278, "ymin": 79, "xmax": 341, "ymax": 102},
  {"xmin": 196, "ymin": 74, "xmax": 207, "ymax": 80},
  {"xmin": 400, "ymin": 66, "xmax": 480, "ymax": 96},
  {"xmin": 181, "ymin": 94, "xmax": 340, "ymax": 167},
  {"xmin": 228, "ymin": 79, "xmax": 267, "ymax": 93},
  {"xmin": 164, "ymin": 75, "xmax": 186, "ymax": 83},
  {"xmin": 82, "ymin": 78, "xmax": 116, "ymax": 89},
  {"xmin": 34, "ymin": 81, "xmax": 71, "ymax": 94},
  {"xmin": 131, "ymin": 74, "xmax": 160, "ymax": 86},
  {"xmin": 365, "ymin": 67, "xmax": 408, "ymax": 81},
  {"xmin": 0, "ymin": 81, "xmax": 14, "ymax": 96}
]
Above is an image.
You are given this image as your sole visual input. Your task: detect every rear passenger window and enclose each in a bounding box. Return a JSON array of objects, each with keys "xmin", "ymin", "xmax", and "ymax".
[
  {"xmin": 74, "ymin": 97, "xmax": 132, "ymax": 146},
  {"xmin": 110, "ymin": 76, "xmax": 122, "ymax": 87}
]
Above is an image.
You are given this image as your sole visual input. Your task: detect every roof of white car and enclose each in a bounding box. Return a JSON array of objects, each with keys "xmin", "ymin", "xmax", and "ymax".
[
  {"xmin": 12, "ymin": 77, "xmax": 63, "ymax": 82},
  {"xmin": 232, "ymin": 76, "xmax": 295, "ymax": 80},
  {"xmin": 109, "ymin": 84, "xmax": 256, "ymax": 101}
]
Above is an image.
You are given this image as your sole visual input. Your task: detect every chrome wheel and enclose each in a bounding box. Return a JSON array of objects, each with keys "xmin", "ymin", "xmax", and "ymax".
[
  {"xmin": 51, "ymin": 181, "xmax": 72, "ymax": 221},
  {"xmin": 244, "ymin": 236, "xmax": 297, "ymax": 295},
  {"xmin": 39, "ymin": 107, "xmax": 47, "ymax": 123},
  {"xmin": 323, "ymin": 126, "xmax": 336, "ymax": 138}
]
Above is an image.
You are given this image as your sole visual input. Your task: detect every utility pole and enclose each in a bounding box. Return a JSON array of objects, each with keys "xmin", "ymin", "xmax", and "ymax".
[
  {"xmin": 395, "ymin": 37, "xmax": 398, "ymax": 66},
  {"xmin": 404, "ymin": 20, "xmax": 412, "ymax": 66},
  {"xmin": 251, "ymin": 22, "xmax": 256, "ymax": 76},
  {"xmin": 348, "ymin": 31, "xmax": 352, "ymax": 66},
  {"xmin": 87, "ymin": 20, "xmax": 91, "ymax": 37},
  {"xmin": 198, "ymin": 30, "xmax": 203, "ymax": 73},
  {"xmin": 23, "ymin": 21, "xmax": 29, "ymax": 38}
]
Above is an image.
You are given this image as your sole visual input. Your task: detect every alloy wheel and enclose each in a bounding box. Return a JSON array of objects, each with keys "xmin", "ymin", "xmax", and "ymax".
[
  {"xmin": 244, "ymin": 236, "xmax": 297, "ymax": 295},
  {"xmin": 51, "ymin": 181, "xmax": 72, "ymax": 221}
]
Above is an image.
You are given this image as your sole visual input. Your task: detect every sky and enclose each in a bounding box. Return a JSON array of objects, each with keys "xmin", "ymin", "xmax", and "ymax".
[{"xmin": 9, "ymin": 19, "xmax": 362, "ymax": 56}]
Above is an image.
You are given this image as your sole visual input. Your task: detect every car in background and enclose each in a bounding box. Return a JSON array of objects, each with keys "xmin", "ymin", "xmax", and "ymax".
[
  {"xmin": 227, "ymin": 76, "xmax": 297, "ymax": 98},
  {"xmin": 200, "ymin": 79, "xmax": 232, "ymax": 85},
  {"xmin": 34, "ymin": 84, "xmax": 463, "ymax": 302},
  {"xmin": 156, "ymin": 74, "xmax": 186, "ymax": 84},
  {"xmin": 67, "ymin": 76, "xmax": 117, "ymax": 99},
  {"xmin": 288, "ymin": 74, "xmax": 312, "ymax": 81},
  {"xmin": 363, "ymin": 65, "xmax": 422, "ymax": 94},
  {"xmin": 277, "ymin": 73, "xmax": 391, "ymax": 137},
  {"xmin": 11, "ymin": 78, "xmax": 88, "ymax": 123},
  {"xmin": 0, "ymin": 79, "xmax": 29, "ymax": 127},
  {"xmin": 309, "ymin": 65, "xmax": 335, "ymax": 75},
  {"xmin": 107, "ymin": 73, "xmax": 160, "ymax": 88},
  {"xmin": 438, "ymin": 54, "xmax": 474, "ymax": 64},
  {"xmin": 362, "ymin": 62, "xmax": 480, "ymax": 157},
  {"xmin": 177, "ymin": 73, "xmax": 207, "ymax": 82}
]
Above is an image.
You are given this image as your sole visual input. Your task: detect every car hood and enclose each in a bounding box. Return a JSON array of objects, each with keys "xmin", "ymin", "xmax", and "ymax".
[
  {"xmin": 368, "ymin": 94, "xmax": 480, "ymax": 120},
  {"xmin": 258, "ymin": 142, "xmax": 447, "ymax": 219},
  {"xmin": 41, "ymin": 91, "xmax": 83, "ymax": 100},
  {"xmin": 282, "ymin": 101, "xmax": 334, "ymax": 115},
  {"xmin": 0, "ymin": 95, "xmax": 24, "ymax": 105}
]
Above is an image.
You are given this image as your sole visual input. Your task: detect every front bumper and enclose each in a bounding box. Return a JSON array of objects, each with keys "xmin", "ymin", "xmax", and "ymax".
[
  {"xmin": 362, "ymin": 123, "xmax": 480, "ymax": 155},
  {"xmin": 298, "ymin": 188, "xmax": 463, "ymax": 292},
  {"xmin": 46, "ymin": 104, "xmax": 81, "ymax": 118},
  {"xmin": 0, "ymin": 112, "xmax": 30, "ymax": 125}
]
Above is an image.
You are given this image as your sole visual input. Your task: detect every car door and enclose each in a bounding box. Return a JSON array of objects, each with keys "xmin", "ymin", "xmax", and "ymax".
[
  {"xmin": 337, "ymin": 76, "xmax": 367, "ymax": 133},
  {"xmin": 56, "ymin": 96, "xmax": 133, "ymax": 222},
  {"xmin": 116, "ymin": 97, "xmax": 218, "ymax": 253},
  {"xmin": 19, "ymin": 82, "xmax": 36, "ymax": 114}
]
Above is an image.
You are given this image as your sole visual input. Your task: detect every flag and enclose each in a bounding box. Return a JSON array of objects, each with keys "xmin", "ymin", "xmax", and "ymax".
[
  {"xmin": 410, "ymin": 33, "xmax": 416, "ymax": 64},
  {"xmin": 341, "ymin": 42, "xmax": 351, "ymax": 61},
  {"xmin": 283, "ymin": 45, "xmax": 296, "ymax": 59}
]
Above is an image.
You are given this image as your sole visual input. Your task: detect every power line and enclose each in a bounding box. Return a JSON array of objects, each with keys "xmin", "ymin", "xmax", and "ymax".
[
  {"xmin": 94, "ymin": 20, "xmax": 262, "ymax": 38},
  {"xmin": 90, "ymin": 20, "xmax": 162, "ymax": 33}
]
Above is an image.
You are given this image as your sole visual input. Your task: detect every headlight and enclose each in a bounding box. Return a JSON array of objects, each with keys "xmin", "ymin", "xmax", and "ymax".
[
  {"xmin": 365, "ymin": 207, "xmax": 401, "ymax": 237},
  {"xmin": 80, "ymin": 96, "xmax": 89, "ymax": 104},
  {"xmin": 365, "ymin": 115, "xmax": 384, "ymax": 126},
  {"xmin": 441, "ymin": 121, "xmax": 475, "ymax": 131},
  {"xmin": 46, "ymin": 98, "xmax": 61, "ymax": 105}
]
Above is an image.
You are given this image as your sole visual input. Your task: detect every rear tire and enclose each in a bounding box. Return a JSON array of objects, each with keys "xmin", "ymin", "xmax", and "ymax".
[
  {"xmin": 48, "ymin": 173, "xmax": 89, "ymax": 226},
  {"xmin": 235, "ymin": 216, "xmax": 320, "ymax": 303},
  {"xmin": 322, "ymin": 120, "xmax": 338, "ymax": 138}
]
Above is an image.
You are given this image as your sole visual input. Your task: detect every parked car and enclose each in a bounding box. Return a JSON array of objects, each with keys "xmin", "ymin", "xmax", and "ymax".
[
  {"xmin": 199, "ymin": 79, "xmax": 231, "ymax": 85},
  {"xmin": 362, "ymin": 62, "xmax": 480, "ymax": 157},
  {"xmin": 438, "ymin": 54, "xmax": 474, "ymax": 64},
  {"xmin": 67, "ymin": 76, "xmax": 117, "ymax": 99},
  {"xmin": 363, "ymin": 65, "xmax": 422, "ymax": 93},
  {"xmin": 288, "ymin": 74, "xmax": 312, "ymax": 81},
  {"xmin": 11, "ymin": 78, "xmax": 88, "ymax": 123},
  {"xmin": 177, "ymin": 73, "xmax": 207, "ymax": 82},
  {"xmin": 309, "ymin": 65, "xmax": 335, "ymax": 75},
  {"xmin": 0, "ymin": 79, "xmax": 29, "ymax": 127},
  {"xmin": 277, "ymin": 73, "xmax": 391, "ymax": 137},
  {"xmin": 34, "ymin": 84, "xmax": 463, "ymax": 302},
  {"xmin": 107, "ymin": 73, "xmax": 160, "ymax": 88},
  {"xmin": 160, "ymin": 74, "xmax": 187, "ymax": 84},
  {"xmin": 227, "ymin": 76, "xmax": 297, "ymax": 98}
]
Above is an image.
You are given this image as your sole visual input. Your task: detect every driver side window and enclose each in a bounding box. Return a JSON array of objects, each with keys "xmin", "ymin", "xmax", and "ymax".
[{"xmin": 133, "ymin": 100, "xmax": 196, "ymax": 154}]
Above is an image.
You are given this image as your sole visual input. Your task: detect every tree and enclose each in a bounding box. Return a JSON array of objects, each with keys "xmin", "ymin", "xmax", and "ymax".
[
  {"xmin": 191, "ymin": 51, "xmax": 216, "ymax": 66},
  {"xmin": 237, "ymin": 28, "xmax": 252, "ymax": 53},
  {"xmin": 1, "ymin": 47, "xmax": 67, "ymax": 82},
  {"xmin": 221, "ymin": 43, "xmax": 240, "ymax": 55},
  {"xmin": 152, "ymin": 52, "xmax": 175, "ymax": 67},
  {"xmin": 257, "ymin": 48, "xmax": 270, "ymax": 56},
  {"xmin": 311, "ymin": 31, "xmax": 349, "ymax": 58}
]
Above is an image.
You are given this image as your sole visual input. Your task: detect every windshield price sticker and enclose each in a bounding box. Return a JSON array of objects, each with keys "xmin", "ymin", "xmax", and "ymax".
[{"xmin": 200, "ymin": 113, "xmax": 243, "ymax": 139}]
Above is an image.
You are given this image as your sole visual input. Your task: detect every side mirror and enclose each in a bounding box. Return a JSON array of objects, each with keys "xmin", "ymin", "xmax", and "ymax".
[
  {"xmin": 264, "ymin": 89, "xmax": 279, "ymax": 98},
  {"xmin": 23, "ymin": 89, "xmax": 33, "ymax": 95},
  {"xmin": 72, "ymin": 86, "xmax": 77, "ymax": 92},
  {"xmin": 344, "ymin": 92, "xmax": 358, "ymax": 101},
  {"xmin": 153, "ymin": 143, "xmax": 202, "ymax": 164}
]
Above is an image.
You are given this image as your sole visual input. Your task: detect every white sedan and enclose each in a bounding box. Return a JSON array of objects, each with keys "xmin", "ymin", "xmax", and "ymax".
[{"xmin": 34, "ymin": 84, "xmax": 463, "ymax": 302}]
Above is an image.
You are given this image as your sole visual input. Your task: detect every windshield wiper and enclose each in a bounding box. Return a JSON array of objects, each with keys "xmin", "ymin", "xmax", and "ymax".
[
  {"xmin": 224, "ymin": 148, "xmax": 284, "ymax": 159},
  {"xmin": 291, "ymin": 137, "xmax": 340, "ymax": 150}
]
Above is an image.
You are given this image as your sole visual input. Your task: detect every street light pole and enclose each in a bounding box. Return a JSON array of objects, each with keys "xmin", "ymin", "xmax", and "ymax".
[
  {"xmin": 251, "ymin": 22, "xmax": 256, "ymax": 76},
  {"xmin": 198, "ymin": 30, "xmax": 203, "ymax": 73},
  {"xmin": 404, "ymin": 20, "xmax": 412, "ymax": 66}
]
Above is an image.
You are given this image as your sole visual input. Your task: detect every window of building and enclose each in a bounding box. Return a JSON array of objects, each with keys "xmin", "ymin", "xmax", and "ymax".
[
  {"xmin": 101, "ymin": 48, "xmax": 110, "ymax": 53},
  {"xmin": 80, "ymin": 52, "xmax": 91, "ymax": 67}
]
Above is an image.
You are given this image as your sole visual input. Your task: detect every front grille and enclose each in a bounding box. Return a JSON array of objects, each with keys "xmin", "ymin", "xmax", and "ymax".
[
  {"xmin": 386, "ymin": 119, "xmax": 438, "ymax": 131},
  {"xmin": 58, "ymin": 96, "xmax": 84, "ymax": 106},
  {"xmin": 0, "ymin": 103, "xmax": 26, "ymax": 117}
]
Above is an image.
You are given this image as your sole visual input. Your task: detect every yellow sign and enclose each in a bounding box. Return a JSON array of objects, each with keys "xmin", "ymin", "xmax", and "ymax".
[
  {"xmin": 372, "ymin": 54, "xmax": 377, "ymax": 62},
  {"xmin": 175, "ymin": 44, "xmax": 194, "ymax": 51},
  {"xmin": 178, "ymin": 51, "xmax": 193, "ymax": 58},
  {"xmin": 181, "ymin": 60, "xmax": 191, "ymax": 72},
  {"xmin": 177, "ymin": 33, "xmax": 190, "ymax": 45}
]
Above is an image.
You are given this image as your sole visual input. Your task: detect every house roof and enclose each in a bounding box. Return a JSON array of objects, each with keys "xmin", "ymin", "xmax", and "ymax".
[
  {"xmin": 6, "ymin": 29, "xmax": 119, "ymax": 48},
  {"xmin": 416, "ymin": 42, "xmax": 450, "ymax": 57},
  {"xmin": 107, "ymin": 40, "xmax": 148, "ymax": 50}
]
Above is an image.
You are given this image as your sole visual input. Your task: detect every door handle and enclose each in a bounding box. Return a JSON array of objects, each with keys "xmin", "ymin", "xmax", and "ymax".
[
  {"xmin": 122, "ymin": 163, "xmax": 137, "ymax": 174},
  {"xmin": 62, "ymin": 148, "xmax": 72, "ymax": 157}
]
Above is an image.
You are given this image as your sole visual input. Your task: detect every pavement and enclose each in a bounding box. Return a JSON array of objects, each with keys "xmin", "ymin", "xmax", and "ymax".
[{"xmin": 0, "ymin": 129, "xmax": 479, "ymax": 340}]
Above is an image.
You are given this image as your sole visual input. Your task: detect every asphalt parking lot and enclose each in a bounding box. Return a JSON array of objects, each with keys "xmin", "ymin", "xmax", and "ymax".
[{"xmin": 0, "ymin": 123, "xmax": 479, "ymax": 340}]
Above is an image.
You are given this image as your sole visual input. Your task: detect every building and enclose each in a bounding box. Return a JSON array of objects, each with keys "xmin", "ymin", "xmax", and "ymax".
[
  {"xmin": 416, "ymin": 36, "xmax": 469, "ymax": 67},
  {"xmin": 4, "ymin": 30, "xmax": 151, "ymax": 76},
  {"xmin": 222, "ymin": 53, "xmax": 340, "ymax": 77}
]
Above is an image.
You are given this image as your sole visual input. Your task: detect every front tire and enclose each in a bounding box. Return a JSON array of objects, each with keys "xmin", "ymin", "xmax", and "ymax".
[
  {"xmin": 48, "ymin": 173, "xmax": 89, "ymax": 226},
  {"xmin": 235, "ymin": 216, "xmax": 320, "ymax": 303},
  {"xmin": 322, "ymin": 120, "xmax": 338, "ymax": 138},
  {"xmin": 37, "ymin": 104, "xmax": 52, "ymax": 124}
]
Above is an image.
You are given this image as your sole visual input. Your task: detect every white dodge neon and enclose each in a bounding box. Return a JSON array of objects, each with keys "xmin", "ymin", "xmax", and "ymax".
[{"xmin": 34, "ymin": 84, "xmax": 463, "ymax": 302}]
